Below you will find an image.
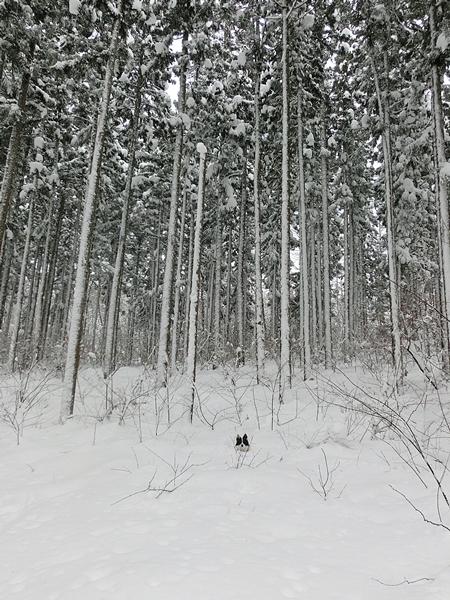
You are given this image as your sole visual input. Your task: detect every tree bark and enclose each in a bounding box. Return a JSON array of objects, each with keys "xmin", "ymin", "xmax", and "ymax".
[
  {"xmin": 8, "ymin": 188, "xmax": 35, "ymax": 370},
  {"xmin": 236, "ymin": 148, "xmax": 247, "ymax": 365},
  {"xmin": 254, "ymin": 69, "xmax": 265, "ymax": 380},
  {"xmin": 187, "ymin": 145, "xmax": 207, "ymax": 422},
  {"xmin": 171, "ymin": 180, "xmax": 188, "ymax": 373},
  {"xmin": 430, "ymin": 0, "xmax": 450, "ymax": 368},
  {"xmin": 320, "ymin": 112, "xmax": 332, "ymax": 369},
  {"xmin": 370, "ymin": 50, "xmax": 402, "ymax": 383},
  {"xmin": 280, "ymin": 2, "xmax": 291, "ymax": 395},
  {"xmin": 60, "ymin": 1, "xmax": 123, "ymax": 421},
  {"xmin": 156, "ymin": 35, "xmax": 188, "ymax": 387},
  {"xmin": 103, "ymin": 64, "xmax": 143, "ymax": 379},
  {"xmin": 212, "ymin": 203, "xmax": 223, "ymax": 364},
  {"xmin": 297, "ymin": 87, "xmax": 311, "ymax": 377}
]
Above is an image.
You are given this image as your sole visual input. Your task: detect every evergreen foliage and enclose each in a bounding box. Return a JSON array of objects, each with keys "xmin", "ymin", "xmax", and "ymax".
[{"xmin": 0, "ymin": 0, "xmax": 449, "ymax": 414}]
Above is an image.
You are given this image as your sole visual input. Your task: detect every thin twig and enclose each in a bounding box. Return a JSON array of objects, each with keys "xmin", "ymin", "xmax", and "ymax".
[
  {"xmin": 373, "ymin": 576, "xmax": 434, "ymax": 586},
  {"xmin": 390, "ymin": 485, "xmax": 450, "ymax": 532}
]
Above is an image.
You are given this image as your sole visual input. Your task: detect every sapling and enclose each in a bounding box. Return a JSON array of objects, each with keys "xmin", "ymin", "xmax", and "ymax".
[
  {"xmin": 0, "ymin": 365, "xmax": 56, "ymax": 444},
  {"xmin": 113, "ymin": 449, "xmax": 208, "ymax": 504},
  {"xmin": 299, "ymin": 448, "xmax": 346, "ymax": 500}
]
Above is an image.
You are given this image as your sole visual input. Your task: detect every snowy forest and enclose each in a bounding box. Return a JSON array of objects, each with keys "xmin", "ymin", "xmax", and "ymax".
[
  {"xmin": 0, "ymin": 0, "xmax": 449, "ymax": 411},
  {"xmin": 2, "ymin": 1, "xmax": 450, "ymax": 598}
]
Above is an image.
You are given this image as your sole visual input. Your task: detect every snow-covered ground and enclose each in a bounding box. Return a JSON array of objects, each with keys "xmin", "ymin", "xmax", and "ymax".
[{"xmin": 1, "ymin": 362, "xmax": 450, "ymax": 599}]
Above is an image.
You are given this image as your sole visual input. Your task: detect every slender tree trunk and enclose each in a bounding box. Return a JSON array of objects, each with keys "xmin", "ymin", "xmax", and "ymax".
[
  {"xmin": 297, "ymin": 88, "xmax": 311, "ymax": 377},
  {"xmin": 187, "ymin": 145, "xmax": 207, "ymax": 422},
  {"xmin": 103, "ymin": 66, "xmax": 143, "ymax": 379},
  {"xmin": 32, "ymin": 150, "xmax": 59, "ymax": 355},
  {"xmin": 156, "ymin": 35, "xmax": 188, "ymax": 387},
  {"xmin": 309, "ymin": 224, "xmax": 317, "ymax": 356},
  {"xmin": 212, "ymin": 206, "xmax": 223, "ymax": 364},
  {"xmin": 0, "ymin": 234, "xmax": 13, "ymax": 329},
  {"xmin": 126, "ymin": 240, "xmax": 141, "ymax": 364},
  {"xmin": 236, "ymin": 148, "xmax": 247, "ymax": 365},
  {"xmin": 370, "ymin": 51, "xmax": 402, "ymax": 383},
  {"xmin": 430, "ymin": 0, "xmax": 450, "ymax": 369},
  {"xmin": 23, "ymin": 245, "xmax": 39, "ymax": 359},
  {"xmin": 224, "ymin": 229, "xmax": 233, "ymax": 345},
  {"xmin": 148, "ymin": 209, "xmax": 162, "ymax": 365},
  {"xmin": 349, "ymin": 202, "xmax": 356, "ymax": 345},
  {"xmin": 61, "ymin": 1, "xmax": 123, "ymax": 422},
  {"xmin": 8, "ymin": 191, "xmax": 35, "ymax": 370},
  {"xmin": 343, "ymin": 201, "xmax": 350, "ymax": 360},
  {"xmin": 320, "ymin": 113, "xmax": 332, "ymax": 369},
  {"xmin": 280, "ymin": 2, "xmax": 291, "ymax": 395},
  {"xmin": 316, "ymin": 227, "xmax": 324, "ymax": 351},
  {"xmin": 37, "ymin": 190, "xmax": 65, "ymax": 361},
  {"xmin": 183, "ymin": 208, "xmax": 195, "ymax": 360},
  {"xmin": 171, "ymin": 181, "xmax": 188, "ymax": 373},
  {"xmin": 58, "ymin": 227, "xmax": 77, "ymax": 345},
  {"xmin": 271, "ymin": 266, "xmax": 278, "ymax": 345},
  {"xmin": 254, "ymin": 69, "xmax": 265, "ymax": 381}
]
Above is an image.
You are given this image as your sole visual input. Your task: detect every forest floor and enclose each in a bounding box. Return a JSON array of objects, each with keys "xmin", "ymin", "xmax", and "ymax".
[{"xmin": 1, "ymin": 360, "xmax": 450, "ymax": 599}]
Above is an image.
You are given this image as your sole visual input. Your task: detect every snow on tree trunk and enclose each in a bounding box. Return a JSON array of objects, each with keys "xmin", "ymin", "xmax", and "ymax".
[
  {"xmin": 236, "ymin": 148, "xmax": 247, "ymax": 365},
  {"xmin": 103, "ymin": 66, "xmax": 143, "ymax": 380},
  {"xmin": 225, "ymin": 232, "xmax": 233, "ymax": 345},
  {"xmin": 183, "ymin": 209, "xmax": 195, "ymax": 361},
  {"xmin": 280, "ymin": 2, "xmax": 291, "ymax": 397},
  {"xmin": 254, "ymin": 70, "xmax": 265, "ymax": 381},
  {"xmin": 297, "ymin": 88, "xmax": 311, "ymax": 378},
  {"xmin": 8, "ymin": 187, "xmax": 35, "ymax": 370},
  {"xmin": 320, "ymin": 113, "xmax": 332, "ymax": 370},
  {"xmin": 32, "ymin": 147, "xmax": 59, "ymax": 356},
  {"xmin": 171, "ymin": 181, "xmax": 188, "ymax": 374},
  {"xmin": 187, "ymin": 144, "xmax": 207, "ymax": 423},
  {"xmin": 370, "ymin": 51, "xmax": 402, "ymax": 384},
  {"xmin": 212, "ymin": 207, "xmax": 223, "ymax": 364},
  {"xmin": 0, "ymin": 234, "xmax": 13, "ymax": 328},
  {"xmin": 430, "ymin": 0, "xmax": 450, "ymax": 369},
  {"xmin": 156, "ymin": 40, "xmax": 188, "ymax": 388},
  {"xmin": 309, "ymin": 225, "xmax": 318, "ymax": 354},
  {"xmin": 343, "ymin": 201, "xmax": 350, "ymax": 360},
  {"xmin": 60, "ymin": 1, "xmax": 123, "ymax": 422}
]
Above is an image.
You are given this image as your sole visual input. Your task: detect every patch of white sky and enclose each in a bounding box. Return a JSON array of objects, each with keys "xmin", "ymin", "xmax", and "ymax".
[{"xmin": 168, "ymin": 36, "xmax": 182, "ymax": 107}]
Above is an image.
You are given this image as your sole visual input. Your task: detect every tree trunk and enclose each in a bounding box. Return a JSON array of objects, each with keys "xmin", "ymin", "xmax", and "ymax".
[
  {"xmin": 156, "ymin": 36, "xmax": 188, "ymax": 387},
  {"xmin": 297, "ymin": 87, "xmax": 311, "ymax": 377},
  {"xmin": 171, "ymin": 180, "xmax": 188, "ymax": 373},
  {"xmin": 0, "ymin": 234, "xmax": 13, "ymax": 329},
  {"xmin": 183, "ymin": 207, "xmax": 195, "ymax": 361},
  {"xmin": 236, "ymin": 148, "xmax": 247, "ymax": 365},
  {"xmin": 32, "ymin": 149, "xmax": 59, "ymax": 357},
  {"xmin": 8, "ymin": 190, "xmax": 35, "ymax": 370},
  {"xmin": 37, "ymin": 189, "xmax": 65, "ymax": 361},
  {"xmin": 187, "ymin": 145, "xmax": 207, "ymax": 422},
  {"xmin": 103, "ymin": 65, "xmax": 143, "ymax": 379},
  {"xmin": 224, "ymin": 229, "xmax": 233, "ymax": 346},
  {"xmin": 343, "ymin": 200, "xmax": 350, "ymax": 360},
  {"xmin": 148, "ymin": 208, "xmax": 162, "ymax": 365},
  {"xmin": 212, "ymin": 204, "xmax": 223, "ymax": 364},
  {"xmin": 430, "ymin": 0, "xmax": 450, "ymax": 369},
  {"xmin": 280, "ymin": 2, "xmax": 291, "ymax": 395},
  {"xmin": 253, "ymin": 69, "xmax": 265, "ymax": 381},
  {"xmin": 370, "ymin": 50, "xmax": 402, "ymax": 383},
  {"xmin": 60, "ymin": 1, "xmax": 123, "ymax": 422},
  {"xmin": 320, "ymin": 113, "xmax": 332, "ymax": 369}
]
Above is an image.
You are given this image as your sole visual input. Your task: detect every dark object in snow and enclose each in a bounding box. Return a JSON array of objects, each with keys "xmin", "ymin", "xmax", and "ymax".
[{"xmin": 235, "ymin": 433, "xmax": 250, "ymax": 452}]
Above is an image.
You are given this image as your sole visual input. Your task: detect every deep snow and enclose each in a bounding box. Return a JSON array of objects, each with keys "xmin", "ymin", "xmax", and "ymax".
[{"xmin": 1, "ymin": 362, "xmax": 450, "ymax": 599}]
